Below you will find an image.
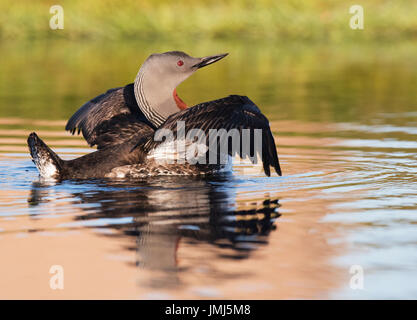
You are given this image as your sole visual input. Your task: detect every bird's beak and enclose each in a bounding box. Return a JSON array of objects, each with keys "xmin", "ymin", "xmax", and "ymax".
[{"xmin": 192, "ymin": 53, "xmax": 228, "ymax": 69}]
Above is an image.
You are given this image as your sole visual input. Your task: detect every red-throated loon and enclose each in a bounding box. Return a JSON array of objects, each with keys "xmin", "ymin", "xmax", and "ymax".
[{"xmin": 27, "ymin": 51, "xmax": 281, "ymax": 179}]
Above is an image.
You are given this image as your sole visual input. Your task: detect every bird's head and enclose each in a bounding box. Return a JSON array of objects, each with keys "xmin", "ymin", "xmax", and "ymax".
[{"xmin": 134, "ymin": 51, "xmax": 228, "ymax": 127}]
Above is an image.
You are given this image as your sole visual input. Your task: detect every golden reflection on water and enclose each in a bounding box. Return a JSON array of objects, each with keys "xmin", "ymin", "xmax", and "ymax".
[
  {"xmin": 1, "ymin": 111, "xmax": 417, "ymax": 299},
  {"xmin": 0, "ymin": 117, "xmax": 349, "ymax": 299}
]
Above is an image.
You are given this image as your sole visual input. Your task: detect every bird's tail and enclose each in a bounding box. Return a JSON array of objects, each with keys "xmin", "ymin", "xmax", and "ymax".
[{"xmin": 27, "ymin": 132, "xmax": 63, "ymax": 179}]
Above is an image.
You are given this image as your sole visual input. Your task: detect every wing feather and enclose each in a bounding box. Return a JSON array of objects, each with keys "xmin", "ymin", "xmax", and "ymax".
[
  {"xmin": 65, "ymin": 87, "xmax": 127, "ymax": 143},
  {"xmin": 143, "ymin": 95, "xmax": 282, "ymax": 176},
  {"xmin": 65, "ymin": 84, "xmax": 154, "ymax": 149}
]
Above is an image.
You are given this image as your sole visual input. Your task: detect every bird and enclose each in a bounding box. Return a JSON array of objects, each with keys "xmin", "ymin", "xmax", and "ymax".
[{"xmin": 27, "ymin": 51, "xmax": 281, "ymax": 180}]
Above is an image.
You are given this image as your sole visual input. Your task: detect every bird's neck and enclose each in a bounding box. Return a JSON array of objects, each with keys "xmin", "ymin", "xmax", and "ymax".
[
  {"xmin": 134, "ymin": 68, "xmax": 186, "ymax": 128},
  {"xmin": 173, "ymin": 88, "xmax": 188, "ymax": 110}
]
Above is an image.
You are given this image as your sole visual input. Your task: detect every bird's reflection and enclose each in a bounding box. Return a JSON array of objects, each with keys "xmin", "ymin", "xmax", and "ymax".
[{"xmin": 29, "ymin": 175, "xmax": 280, "ymax": 288}]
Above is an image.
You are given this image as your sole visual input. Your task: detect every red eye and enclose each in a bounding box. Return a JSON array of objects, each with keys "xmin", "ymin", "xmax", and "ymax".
[{"xmin": 177, "ymin": 60, "xmax": 184, "ymax": 66}]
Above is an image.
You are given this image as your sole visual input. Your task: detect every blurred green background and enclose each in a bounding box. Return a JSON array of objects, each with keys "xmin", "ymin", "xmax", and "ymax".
[
  {"xmin": 0, "ymin": 0, "xmax": 416, "ymax": 123},
  {"xmin": 1, "ymin": 0, "xmax": 416, "ymax": 41}
]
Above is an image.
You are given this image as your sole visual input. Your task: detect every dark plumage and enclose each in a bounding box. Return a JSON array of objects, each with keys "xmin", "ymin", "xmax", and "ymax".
[
  {"xmin": 142, "ymin": 95, "xmax": 281, "ymax": 176},
  {"xmin": 65, "ymin": 84, "xmax": 155, "ymax": 150},
  {"xmin": 28, "ymin": 51, "xmax": 282, "ymax": 180}
]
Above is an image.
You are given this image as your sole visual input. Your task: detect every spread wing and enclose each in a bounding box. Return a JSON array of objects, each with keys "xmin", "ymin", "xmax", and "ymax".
[
  {"xmin": 143, "ymin": 95, "xmax": 281, "ymax": 176},
  {"xmin": 65, "ymin": 84, "xmax": 155, "ymax": 150}
]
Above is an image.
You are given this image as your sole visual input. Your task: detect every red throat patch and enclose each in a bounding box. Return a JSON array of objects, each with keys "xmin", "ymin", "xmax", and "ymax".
[{"xmin": 173, "ymin": 88, "xmax": 188, "ymax": 110}]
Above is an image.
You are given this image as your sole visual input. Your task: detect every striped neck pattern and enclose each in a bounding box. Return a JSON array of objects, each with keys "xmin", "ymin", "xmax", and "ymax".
[{"xmin": 134, "ymin": 70, "xmax": 166, "ymax": 128}]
